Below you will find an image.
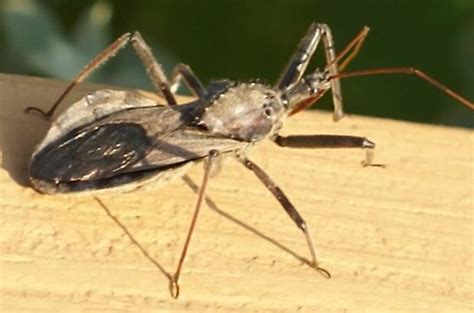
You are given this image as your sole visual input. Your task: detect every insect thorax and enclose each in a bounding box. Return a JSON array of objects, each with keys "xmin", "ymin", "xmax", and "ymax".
[{"xmin": 198, "ymin": 81, "xmax": 285, "ymax": 142}]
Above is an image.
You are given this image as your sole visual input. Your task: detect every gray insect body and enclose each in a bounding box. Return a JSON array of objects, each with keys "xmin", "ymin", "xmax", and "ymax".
[
  {"xmin": 30, "ymin": 85, "xmax": 265, "ymax": 194},
  {"xmin": 27, "ymin": 23, "xmax": 473, "ymax": 298},
  {"xmin": 200, "ymin": 82, "xmax": 285, "ymax": 142}
]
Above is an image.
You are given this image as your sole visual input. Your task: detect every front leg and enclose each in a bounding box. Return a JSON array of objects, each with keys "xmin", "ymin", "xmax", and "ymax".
[
  {"xmin": 274, "ymin": 134, "xmax": 382, "ymax": 167},
  {"xmin": 275, "ymin": 23, "xmax": 344, "ymax": 121}
]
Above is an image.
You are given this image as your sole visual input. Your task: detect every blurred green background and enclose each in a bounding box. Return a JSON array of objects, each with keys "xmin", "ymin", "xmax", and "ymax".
[{"xmin": 1, "ymin": 0, "xmax": 473, "ymax": 127}]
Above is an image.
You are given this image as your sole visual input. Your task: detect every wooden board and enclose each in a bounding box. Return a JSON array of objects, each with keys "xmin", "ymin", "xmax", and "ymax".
[{"xmin": 0, "ymin": 73, "xmax": 472, "ymax": 312}]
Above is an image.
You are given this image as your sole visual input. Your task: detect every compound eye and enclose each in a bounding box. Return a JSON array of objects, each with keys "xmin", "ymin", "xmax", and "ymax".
[{"xmin": 263, "ymin": 102, "xmax": 273, "ymax": 117}]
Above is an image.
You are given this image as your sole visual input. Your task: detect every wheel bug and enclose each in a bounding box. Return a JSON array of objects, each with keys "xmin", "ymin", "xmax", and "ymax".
[{"xmin": 26, "ymin": 23, "xmax": 473, "ymax": 298}]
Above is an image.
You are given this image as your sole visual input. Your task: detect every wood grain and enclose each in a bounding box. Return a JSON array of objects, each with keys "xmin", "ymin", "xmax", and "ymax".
[{"xmin": 0, "ymin": 73, "xmax": 472, "ymax": 312}]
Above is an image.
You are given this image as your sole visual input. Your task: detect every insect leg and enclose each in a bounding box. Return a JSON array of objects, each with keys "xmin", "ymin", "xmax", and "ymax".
[
  {"xmin": 129, "ymin": 32, "xmax": 177, "ymax": 106},
  {"xmin": 25, "ymin": 33, "xmax": 132, "ymax": 119},
  {"xmin": 286, "ymin": 27, "xmax": 371, "ymax": 117},
  {"xmin": 318, "ymin": 24, "xmax": 344, "ymax": 121},
  {"xmin": 169, "ymin": 63, "xmax": 207, "ymax": 98},
  {"xmin": 275, "ymin": 23, "xmax": 323, "ymax": 90},
  {"xmin": 238, "ymin": 156, "xmax": 331, "ymax": 278},
  {"xmin": 170, "ymin": 150, "xmax": 220, "ymax": 299},
  {"xmin": 274, "ymin": 134, "xmax": 380, "ymax": 166},
  {"xmin": 26, "ymin": 32, "xmax": 177, "ymax": 120},
  {"xmin": 275, "ymin": 23, "xmax": 344, "ymax": 121}
]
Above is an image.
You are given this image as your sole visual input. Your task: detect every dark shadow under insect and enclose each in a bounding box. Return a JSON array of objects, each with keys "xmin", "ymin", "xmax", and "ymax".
[
  {"xmin": 26, "ymin": 23, "xmax": 473, "ymax": 298},
  {"xmin": 95, "ymin": 196, "xmax": 171, "ymax": 281},
  {"xmin": 94, "ymin": 174, "xmax": 312, "ymax": 298}
]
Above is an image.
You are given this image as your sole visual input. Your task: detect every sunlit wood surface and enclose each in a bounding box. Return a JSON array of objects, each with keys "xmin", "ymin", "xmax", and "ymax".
[{"xmin": 1, "ymin": 74, "xmax": 472, "ymax": 312}]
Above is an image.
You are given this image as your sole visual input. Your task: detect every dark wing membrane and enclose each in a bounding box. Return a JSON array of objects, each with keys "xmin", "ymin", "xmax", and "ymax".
[{"xmin": 30, "ymin": 122, "xmax": 153, "ymax": 183}]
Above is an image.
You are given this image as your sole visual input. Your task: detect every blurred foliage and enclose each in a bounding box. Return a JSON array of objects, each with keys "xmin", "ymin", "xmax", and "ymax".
[{"xmin": 1, "ymin": 0, "xmax": 473, "ymax": 127}]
